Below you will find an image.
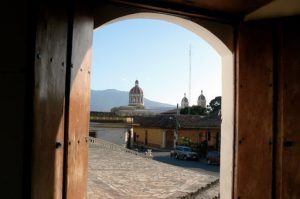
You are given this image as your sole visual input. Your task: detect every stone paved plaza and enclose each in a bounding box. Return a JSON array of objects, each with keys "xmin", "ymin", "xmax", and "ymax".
[{"xmin": 88, "ymin": 144, "xmax": 218, "ymax": 199}]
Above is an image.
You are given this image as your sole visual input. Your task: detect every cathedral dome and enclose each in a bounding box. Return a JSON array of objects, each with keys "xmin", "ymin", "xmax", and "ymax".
[
  {"xmin": 129, "ymin": 80, "xmax": 143, "ymax": 95},
  {"xmin": 129, "ymin": 80, "xmax": 144, "ymax": 108}
]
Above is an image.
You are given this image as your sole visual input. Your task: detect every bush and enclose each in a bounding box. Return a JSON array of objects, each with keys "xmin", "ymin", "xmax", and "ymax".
[{"xmin": 180, "ymin": 136, "xmax": 192, "ymax": 146}]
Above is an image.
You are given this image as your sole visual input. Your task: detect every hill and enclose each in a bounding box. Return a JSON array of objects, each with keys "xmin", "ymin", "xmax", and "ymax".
[{"xmin": 90, "ymin": 89, "xmax": 175, "ymax": 112}]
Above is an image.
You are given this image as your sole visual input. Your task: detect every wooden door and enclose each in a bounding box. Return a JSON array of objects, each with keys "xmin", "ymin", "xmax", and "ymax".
[
  {"xmin": 32, "ymin": 4, "xmax": 68, "ymax": 199},
  {"xmin": 64, "ymin": 6, "xmax": 93, "ymax": 199},
  {"xmin": 277, "ymin": 17, "xmax": 300, "ymax": 199},
  {"xmin": 235, "ymin": 20, "xmax": 274, "ymax": 199},
  {"xmin": 166, "ymin": 130, "xmax": 174, "ymax": 148},
  {"xmin": 33, "ymin": 3, "xmax": 94, "ymax": 198},
  {"xmin": 236, "ymin": 17, "xmax": 300, "ymax": 199}
]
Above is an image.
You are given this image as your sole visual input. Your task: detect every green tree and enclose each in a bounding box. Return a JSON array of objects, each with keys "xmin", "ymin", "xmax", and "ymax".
[
  {"xmin": 209, "ymin": 96, "xmax": 221, "ymax": 113},
  {"xmin": 180, "ymin": 105, "xmax": 208, "ymax": 115},
  {"xmin": 181, "ymin": 136, "xmax": 192, "ymax": 146}
]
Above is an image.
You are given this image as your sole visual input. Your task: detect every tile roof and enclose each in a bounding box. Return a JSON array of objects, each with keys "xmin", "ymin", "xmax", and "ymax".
[
  {"xmin": 90, "ymin": 111, "xmax": 221, "ymax": 129},
  {"xmin": 90, "ymin": 111, "xmax": 133, "ymax": 123},
  {"xmin": 133, "ymin": 113, "xmax": 221, "ymax": 129}
]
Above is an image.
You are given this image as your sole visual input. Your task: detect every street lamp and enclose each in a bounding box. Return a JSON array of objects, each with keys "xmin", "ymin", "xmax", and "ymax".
[
  {"xmin": 175, "ymin": 116, "xmax": 179, "ymax": 148},
  {"xmin": 169, "ymin": 116, "xmax": 179, "ymax": 149}
]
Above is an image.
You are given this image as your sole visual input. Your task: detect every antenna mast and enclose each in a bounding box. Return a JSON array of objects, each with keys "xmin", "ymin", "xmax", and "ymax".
[{"xmin": 189, "ymin": 44, "xmax": 191, "ymax": 105}]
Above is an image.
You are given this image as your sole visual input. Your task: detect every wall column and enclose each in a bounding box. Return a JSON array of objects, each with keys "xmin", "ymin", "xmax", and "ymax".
[{"xmin": 162, "ymin": 131, "xmax": 166, "ymax": 148}]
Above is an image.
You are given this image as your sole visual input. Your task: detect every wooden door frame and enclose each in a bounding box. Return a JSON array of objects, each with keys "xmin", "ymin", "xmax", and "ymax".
[
  {"xmin": 32, "ymin": 2, "xmax": 235, "ymax": 199},
  {"xmin": 31, "ymin": 2, "xmax": 300, "ymax": 198}
]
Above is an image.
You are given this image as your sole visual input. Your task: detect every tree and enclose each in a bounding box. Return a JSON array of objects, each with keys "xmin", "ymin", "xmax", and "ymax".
[
  {"xmin": 180, "ymin": 136, "xmax": 192, "ymax": 146},
  {"xmin": 180, "ymin": 105, "xmax": 208, "ymax": 115},
  {"xmin": 179, "ymin": 96, "xmax": 221, "ymax": 115},
  {"xmin": 209, "ymin": 96, "xmax": 221, "ymax": 113}
]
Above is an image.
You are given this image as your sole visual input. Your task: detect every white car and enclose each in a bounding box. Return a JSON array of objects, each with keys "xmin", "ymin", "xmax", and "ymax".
[{"xmin": 170, "ymin": 146, "xmax": 199, "ymax": 161}]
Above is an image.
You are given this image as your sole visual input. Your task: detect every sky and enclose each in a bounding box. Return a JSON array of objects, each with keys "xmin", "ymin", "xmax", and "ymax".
[{"xmin": 91, "ymin": 19, "xmax": 221, "ymax": 106}]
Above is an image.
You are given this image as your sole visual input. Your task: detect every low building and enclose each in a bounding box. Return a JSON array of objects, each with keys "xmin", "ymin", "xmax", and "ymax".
[
  {"xmin": 176, "ymin": 113, "xmax": 221, "ymax": 151},
  {"xmin": 133, "ymin": 115, "xmax": 176, "ymax": 149},
  {"xmin": 133, "ymin": 112, "xmax": 221, "ymax": 150},
  {"xmin": 89, "ymin": 111, "xmax": 135, "ymax": 148}
]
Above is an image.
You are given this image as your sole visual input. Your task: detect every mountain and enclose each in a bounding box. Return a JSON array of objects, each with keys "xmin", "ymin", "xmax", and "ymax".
[{"xmin": 90, "ymin": 89, "xmax": 175, "ymax": 112}]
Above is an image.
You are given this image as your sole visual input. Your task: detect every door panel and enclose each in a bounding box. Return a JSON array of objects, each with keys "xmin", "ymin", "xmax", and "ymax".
[
  {"xmin": 166, "ymin": 130, "xmax": 174, "ymax": 148},
  {"xmin": 64, "ymin": 7, "xmax": 94, "ymax": 199},
  {"xmin": 277, "ymin": 17, "xmax": 300, "ymax": 199},
  {"xmin": 235, "ymin": 20, "xmax": 274, "ymax": 199},
  {"xmin": 32, "ymin": 5, "xmax": 68, "ymax": 199},
  {"xmin": 236, "ymin": 17, "xmax": 300, "ymax": 199}
]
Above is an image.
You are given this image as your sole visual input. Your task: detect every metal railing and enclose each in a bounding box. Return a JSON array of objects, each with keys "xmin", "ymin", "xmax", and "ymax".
[{"xmin": 89, "ymin": 137, "xmax": 153, "ymax": 159}]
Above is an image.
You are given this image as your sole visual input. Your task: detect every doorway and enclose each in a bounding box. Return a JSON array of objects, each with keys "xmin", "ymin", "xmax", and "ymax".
[{"xmin": 93, "ymin": 12, "xmax": 234, "ymax": 198}]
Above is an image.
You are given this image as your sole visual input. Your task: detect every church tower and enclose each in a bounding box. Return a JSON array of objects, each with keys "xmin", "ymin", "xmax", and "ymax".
[
  {"xmin": 197, "ymin": 90, "xmax": 206, "ymax": 108},
  {"xmin": 181, "ymin": 93, "xmax": 189, "ymax": 108}
]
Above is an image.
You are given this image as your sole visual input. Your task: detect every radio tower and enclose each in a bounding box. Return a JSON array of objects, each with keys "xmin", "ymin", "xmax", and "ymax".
[{"xmin": 189, "ymin": 44, "xmax": 191, "ymax": 106}]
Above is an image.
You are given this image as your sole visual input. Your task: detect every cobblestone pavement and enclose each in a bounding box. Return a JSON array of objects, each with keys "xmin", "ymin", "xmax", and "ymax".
[
  {"xmin": 88, "ymin": 145, "xmax": 218, "ymax": 199},
  {"xmin": 194, "ymin": 181, "xmax": 220, "ymax": 199}
]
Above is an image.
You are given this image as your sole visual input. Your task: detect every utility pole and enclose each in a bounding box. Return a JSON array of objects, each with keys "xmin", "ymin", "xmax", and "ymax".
[
  {"xmin": 175, "ymin": 116, "xmax": 178, "ymax": 148},
  {"xmin": 188, "ymin": 44, "xmax": 191, "ymax": 115},
  {"xmin": 189, "ymin": 44, "xmax": 191, "ymax": 105},
  {"xmin": 173, "ymin": 104, "xmax": 179, "ymax": 148}
]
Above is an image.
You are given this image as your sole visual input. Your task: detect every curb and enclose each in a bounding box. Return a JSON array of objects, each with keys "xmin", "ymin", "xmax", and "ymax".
[{"xmin": 177, "ymin": 179, "xmax": 220, "ymax": 199}]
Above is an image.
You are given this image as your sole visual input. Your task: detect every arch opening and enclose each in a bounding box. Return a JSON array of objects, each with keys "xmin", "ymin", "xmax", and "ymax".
[{"xmin": 92, "ymin": 12, "xmax": 234, "ymax": 199}]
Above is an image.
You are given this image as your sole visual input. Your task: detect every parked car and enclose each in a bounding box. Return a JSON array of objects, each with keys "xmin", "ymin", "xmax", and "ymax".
[
  {"xmin": 206, "ymin": 151, "xmax": 220, "ymax": 165},
  {"xmin": 170, "ymin": 145, "xmax": 199, "ymax": 161}
]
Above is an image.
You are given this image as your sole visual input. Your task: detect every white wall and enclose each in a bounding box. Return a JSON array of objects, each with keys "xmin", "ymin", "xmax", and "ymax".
[{"xmin": 96, "ymin": 128, "xmax": 127, "ymax": 147}]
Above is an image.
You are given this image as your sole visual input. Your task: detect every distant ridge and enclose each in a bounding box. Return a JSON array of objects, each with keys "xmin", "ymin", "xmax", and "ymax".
[{"xmin": 90, "ymin": 89, "xmax": 175, "ymax": 112}]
